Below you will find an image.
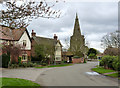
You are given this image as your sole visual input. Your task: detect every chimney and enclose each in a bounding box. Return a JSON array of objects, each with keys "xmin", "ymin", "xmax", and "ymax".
[
  {"xmin": 54, "ymin": 34, "xmax": 58, "ymax": 40},
  {"xmin": 31, "ymin": 30, "xmax": 36, "ymax": 37}
]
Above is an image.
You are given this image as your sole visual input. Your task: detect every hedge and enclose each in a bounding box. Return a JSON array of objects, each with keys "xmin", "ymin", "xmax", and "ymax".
[{"xmin": 0, "ymin": 54, "xmax": 10, "ymax": 68}]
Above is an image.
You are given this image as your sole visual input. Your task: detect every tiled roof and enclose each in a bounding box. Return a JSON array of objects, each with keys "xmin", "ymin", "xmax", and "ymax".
[
  {"xmin": 0, "ymin": 25, "xmax": 26, "ymax": 41},
  {"xmin": 62, "ymin": 51, "xmax": 73, "ymax": 56},
  {"xmin": 32, "ymin": 36, "xmax": 58, "ymax": 47}
]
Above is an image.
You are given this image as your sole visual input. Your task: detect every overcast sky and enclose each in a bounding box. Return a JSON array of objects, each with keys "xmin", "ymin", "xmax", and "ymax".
[
  {"xmin": 0, "ymin": 0, "xmax": 118, "ymax": 53},
  {"xmin": 27, "ymin": 1, "xmax": 118, "ymax": 52}
]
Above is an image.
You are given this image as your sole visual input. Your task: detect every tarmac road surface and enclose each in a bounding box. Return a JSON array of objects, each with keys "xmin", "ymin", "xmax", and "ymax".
[{"xmin": 35, "ymin": 62, "xmax": 119, "ymax": 86}]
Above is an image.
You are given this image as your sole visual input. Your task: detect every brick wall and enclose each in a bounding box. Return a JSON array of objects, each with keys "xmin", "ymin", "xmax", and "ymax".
[{"xmin": 72, "ymin": 58, "xmax": 84, "ymax": 63}]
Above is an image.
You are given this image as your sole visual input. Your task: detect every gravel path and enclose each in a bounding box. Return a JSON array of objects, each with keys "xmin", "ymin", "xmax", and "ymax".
[{"xmin": 103, "ymin": 72, "xmax": 118, "ymax": 75}]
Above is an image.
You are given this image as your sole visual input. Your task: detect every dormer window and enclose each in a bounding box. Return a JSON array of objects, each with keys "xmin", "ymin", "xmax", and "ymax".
[{"xmin": 23, "ymin": 40, "xmax": 26, "ymax": 47}]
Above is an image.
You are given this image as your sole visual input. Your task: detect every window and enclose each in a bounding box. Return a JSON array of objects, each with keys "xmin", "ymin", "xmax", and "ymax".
[
  {"xmin": 56, "ymin": 46, "xmax": 61, "ymax": 51},
  {"xmin": 23, "ymin": 40, "xmax": 26, "ymax": 46},
  {"xmin": 22, "ymin": 54, "xmax": 27, "ymax": 60},
  {"xmin": 56, "ymin": 57, "xmax": 60, "ymax": 60}
]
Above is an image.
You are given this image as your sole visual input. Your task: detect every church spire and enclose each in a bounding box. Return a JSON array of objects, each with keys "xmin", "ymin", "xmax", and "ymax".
[
  {"xmin": 76, "ymin": 13, "xmax": 78, "ymax": 20},
  {"xmin": 73, "ymin": 13, "xmax": 81, "ymax": 36}
]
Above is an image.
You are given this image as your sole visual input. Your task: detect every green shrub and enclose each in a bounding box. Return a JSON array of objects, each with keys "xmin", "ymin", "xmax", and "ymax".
[
  {"xmin": 84, "ymin": 58, "xmax": 86, "ymax": 63},
  {"xmin": 42, "ymin": 63, "xmax": 47, "ymax": 66},
  {"xmin": 1, "ymin": 54, "xmax": 10, "ymax": 68},
  {"xmin": 73, "ymin": 56, "xmax": 80, "ymax": 58},
  {"xmin": 18, "ymin": 57, "xmax": 21, "ymax": 63},
  {"xmin": 112, "ymin": 56, "xmax": 120, "ymax": 71},
  {"xmin": 88, "ymin": 53, "xmax": 97, "ymax": 59},
  {"xmin": 26, "ymin": 62, "xmax": 35, "ymax": 67},
  {"xmin": 100, "ymin": 55, "xmax": 111, "ymax": 69},
  {"xmin": 22, "ymin": 63, "xmax": 27, "ymax": 68},
  {"xmin": 33, "ymin": 63, "xmax": 37, "ymax": 67},
  {"xmin": 100, "ymin": 55, "xmax": 120, "ymax": 71},
  {"xmin": 100, "ymin": 60, "xmax": 104, "ymax": 66},
  {"xmin": 107, "ymin": 56, "xmax": 114, "ymax": 69},
  {"xmin": 11, "ymin": 64, "xmax": 19, "ymax": 68},
  {"xmin": 18, "ymin": 62, "xmax": 22, "ymax": 67}
]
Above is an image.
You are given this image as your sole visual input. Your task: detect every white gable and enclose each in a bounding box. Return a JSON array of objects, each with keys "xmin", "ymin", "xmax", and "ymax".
[
  {"xmin": 18, "ymin": 31, "xmax": 31, "ymax": 50},
  {"xmin": 55, "ymin": 41, "xmax": 62, "ymax": 61}
]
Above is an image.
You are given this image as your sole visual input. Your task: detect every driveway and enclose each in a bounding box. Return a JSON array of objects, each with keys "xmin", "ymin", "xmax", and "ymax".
[
  {"xmin": 2, "ymin": 67, "xmax": 53, "ymax": 81},
  {"xmin": 35, "ymin": 62, "xmax": 118, "ymax": 86}
]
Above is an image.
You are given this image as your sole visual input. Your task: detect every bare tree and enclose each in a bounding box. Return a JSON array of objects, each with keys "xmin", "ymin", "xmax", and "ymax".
[
  {"xmin": 64, "ymin": 38, "xmax": 70, "ymax": 51},
  {"xmin": 0, "ymin": 0, "xmax": 62, "ymax": 29},
  {"xmin": 101, "ymin": 30, "xmax": 120, "ymax": 49}
]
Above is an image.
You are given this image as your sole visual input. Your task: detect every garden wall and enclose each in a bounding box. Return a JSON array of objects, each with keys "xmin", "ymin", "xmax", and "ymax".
[{"xmin": 72, "ymin": 58, "xmax": 84, "ymax": 63}]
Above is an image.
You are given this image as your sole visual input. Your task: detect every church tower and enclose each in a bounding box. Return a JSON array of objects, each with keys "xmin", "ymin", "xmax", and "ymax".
[
  {"xmin": 70, "ymin": 13, "xmax": 87, "ymax": 57},
  {"xmin": 73, "ymin": 13, "xmax": 81, "ymax": 36}
]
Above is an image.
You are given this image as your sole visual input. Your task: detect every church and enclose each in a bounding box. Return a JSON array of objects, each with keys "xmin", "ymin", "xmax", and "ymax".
[{"xmin": 70, "ymin": 13, "xmax": 88, "ymax": 58}]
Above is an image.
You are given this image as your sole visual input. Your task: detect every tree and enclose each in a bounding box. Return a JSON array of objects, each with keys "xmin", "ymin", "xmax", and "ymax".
[
  {"xmin": 87, "ymin": 48, "xmax": 97, "ymax": 59},
  {"xmin": 88, "ymin": 53, "xmax": 97, "ymax": 59},
  {"xmin": 2, "ymin": 42, "xmax": 22, "ymax": 64},
  {"xmin": 34, "ymin": 44, "xmax": 55, "ymax": 64},
  {"xmin": 0, "ymin": 0, "xmax": 62, "ymax": 29},
  {"xmin": 101, "ymin": 30, "xmax": 120, "ymax": 48},
  {"xmin": 87, "ymin": 48, "xmax": 97, "ymax": 56}
]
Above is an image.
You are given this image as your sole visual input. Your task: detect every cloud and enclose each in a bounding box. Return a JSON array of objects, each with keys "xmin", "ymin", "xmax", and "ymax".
[{"xmin": 27, "ymin": 2, "xmax": 117, "ymax": 53}]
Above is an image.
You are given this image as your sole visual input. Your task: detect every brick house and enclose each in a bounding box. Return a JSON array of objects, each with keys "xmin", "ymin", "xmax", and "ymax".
[
  {"xmin": 0, "ymin": 25, "xmax": 31, "ymax": 62},
  {"xmin": 31, "ymin": 30, "xmax": 62, "ymax": 64}
]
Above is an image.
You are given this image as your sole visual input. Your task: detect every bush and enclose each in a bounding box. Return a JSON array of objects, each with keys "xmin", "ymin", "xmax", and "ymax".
[
  {"xmin": 22, "ymin": 63, "xmax": 27, "ymax": 68},
  {"xmin": 18, "ymin": 57, "xmax": 21, "ymax": 63},
  {"xmin": 112, "ymin": 56, "xmax": 120, "ymax": 71},
  {"xmin": 42, "ymin": 63, "xmax": 47, "ymax": 66},
  {"xmin": 1, "ymin": 54, "xmax": 10, "ymax": 68},
  {"xmin": 84, "ymin": 58, "xmax": 87, "ymax": 63},
  {"xmin": 31, "ymin": 56, "xmax": 43, "ymax": 61},
  {"xmin": 73, "ymin": 56, "xmax": 80, "ymax": 58},
  {"xmin": 26, "ymin": 62, "xmax": 35, "ymax": 67},
  {"xmin": 100, "ymin": 55, "xmax": 120, "ymax": 71},
  {"xmin": 88, "ymin": 53, "xmax": 97, "ymax": 59},
  {"xmin": 100, "ymin": 55, "xmax": 110, "ymax": 69},
  {"xmin": 10, "ymin": 64, "xmax": 19, "ymax": 68}
]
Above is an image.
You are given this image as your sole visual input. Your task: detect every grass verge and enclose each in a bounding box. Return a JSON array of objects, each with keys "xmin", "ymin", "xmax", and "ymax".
[
  {"xmin": 106, "ymin": 73, "xmax": 118, "ymax": 78},
  {"xmin": 91, "ymin": 67, "xmax": 115, "ymax": 74},
  {"xmin": 35, "ymin": 64, "xmax": 73, "ymax": 69},
  {"xmin": 92, "ymin": 67, "xmax": 120, "ymax": 78},
  {"xmin": 0, "ymin": 77, "xmax": 40, "ymax": 87}
]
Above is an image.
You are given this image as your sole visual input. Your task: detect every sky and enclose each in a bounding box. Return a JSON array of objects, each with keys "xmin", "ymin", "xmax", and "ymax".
[
  {"xmin": 27, "ymin": 1, "xmax": 118, "ymax": 53},
  {"xmin": 0, "ymin": 0, "xmax": 118, "ymax": 53}
]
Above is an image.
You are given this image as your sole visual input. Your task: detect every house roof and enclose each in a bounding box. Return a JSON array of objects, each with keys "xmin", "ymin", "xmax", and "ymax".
[
  {"xmin": 0, "ymin": 25, "xmax": 30, "ymax": 41},
  {"xmin": 62, "ymin": 51, "xmax": 73, "ymax": 56},
  {"xmin": 96, "ymin": 53, "xmax": 104, "ymax": 56},
  {"xmin": 32, "ymin": 36, "xmax": 62, "ymax": 47},
  {"xmin": 104, "ymin": 47, "xmax": 119, "ymax": 56}
]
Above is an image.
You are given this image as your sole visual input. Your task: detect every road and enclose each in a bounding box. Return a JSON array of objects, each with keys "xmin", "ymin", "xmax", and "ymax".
[{"xmin": 35, "ymin": 62, "xmax": 118, "ymax": 86}]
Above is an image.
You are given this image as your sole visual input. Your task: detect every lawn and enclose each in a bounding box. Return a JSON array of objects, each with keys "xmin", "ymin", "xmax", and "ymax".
[
  {"xmin": 0, "ymin": 77, "xmax": 40, "ymax": 88},
  {"xmin": 91, "ymin": 67, "xmax": 115, "ymax": 74},
  {"xmin": 106, "ymin": 73, "xmax": 119, "ymax": 78},
  {"xmin": 35, "ymin": 64, "xmax": 73, "ymax": 69}
]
